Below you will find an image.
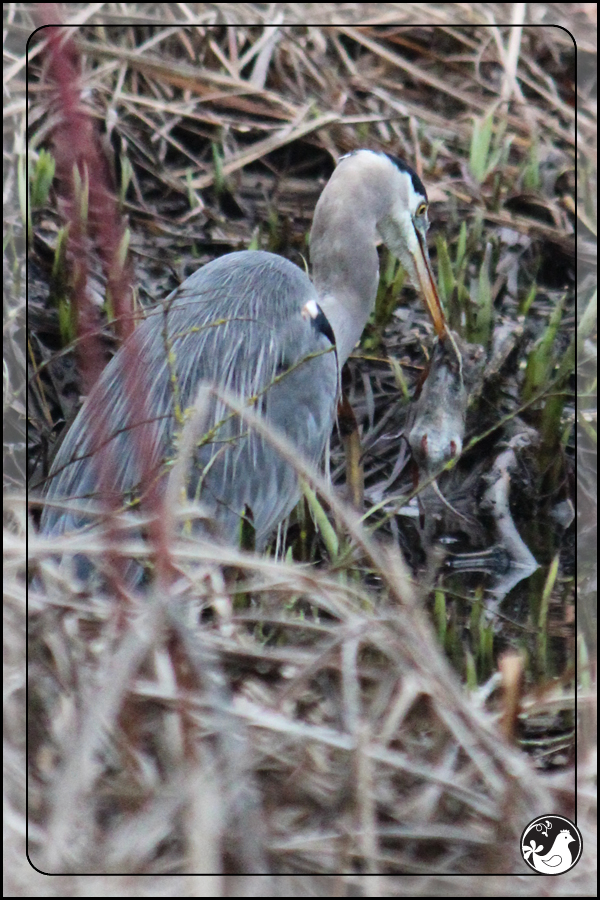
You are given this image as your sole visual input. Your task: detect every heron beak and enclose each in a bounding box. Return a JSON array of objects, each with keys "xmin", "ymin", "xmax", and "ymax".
[{"xmin": 411, "ymin": 229, "xmax": 448, "ymax": 340}]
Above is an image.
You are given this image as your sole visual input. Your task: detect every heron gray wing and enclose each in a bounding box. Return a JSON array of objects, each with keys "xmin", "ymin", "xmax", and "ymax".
[{"xmin": 41, "ymin": 251, "xmax": 338, "ymax": 548}]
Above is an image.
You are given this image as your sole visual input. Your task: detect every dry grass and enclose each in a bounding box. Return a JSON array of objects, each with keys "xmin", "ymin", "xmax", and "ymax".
[{"xmin": 5, "ymin": 2, "xmax": 596, "ymax": 893}]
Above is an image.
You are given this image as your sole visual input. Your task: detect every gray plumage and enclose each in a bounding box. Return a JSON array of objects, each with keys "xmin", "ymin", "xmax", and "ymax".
[
  {"xmin": 41, "ymin": 149, "xmax": 446, "ymax": 554},
  {"xmin": 41, "ymin": 252, "xmax": 336, "ymax": 549}
]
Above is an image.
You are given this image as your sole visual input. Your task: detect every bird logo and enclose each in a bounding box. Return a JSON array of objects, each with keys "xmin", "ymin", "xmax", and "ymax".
[{"xmin": 521, "ymin": 815, "xmax": 583, "ymax": 875}]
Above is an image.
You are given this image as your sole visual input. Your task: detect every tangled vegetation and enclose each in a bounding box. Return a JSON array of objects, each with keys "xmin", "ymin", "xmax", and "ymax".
[{"xmin": 4, "ymin": 3, "xmax": 595, "ymax": 893}]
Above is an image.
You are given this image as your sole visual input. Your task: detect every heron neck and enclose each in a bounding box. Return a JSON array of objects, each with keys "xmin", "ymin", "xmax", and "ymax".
[{"xmin": 310, "ymin": 215, "xmax": 379, "ymax": 367}]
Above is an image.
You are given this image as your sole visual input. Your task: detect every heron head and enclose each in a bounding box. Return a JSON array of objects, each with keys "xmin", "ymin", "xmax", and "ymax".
[
  {"xmin": 310, "ymin": 149, "xmax": 450, "ymax": 363},
  {"xmin": 375, "ymin": 154, "xmax": 447, "ymax": 340}
]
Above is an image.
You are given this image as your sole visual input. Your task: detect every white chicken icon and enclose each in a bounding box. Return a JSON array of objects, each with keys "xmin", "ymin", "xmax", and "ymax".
[{"xmin": 523, "ymin": 828, "xmax": 575, "ymax": 874}]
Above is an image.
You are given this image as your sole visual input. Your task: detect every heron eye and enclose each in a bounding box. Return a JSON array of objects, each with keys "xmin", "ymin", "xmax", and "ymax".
[{"xmin": 415, "ymin": 202, "xmax": 428, "ymax": 217}]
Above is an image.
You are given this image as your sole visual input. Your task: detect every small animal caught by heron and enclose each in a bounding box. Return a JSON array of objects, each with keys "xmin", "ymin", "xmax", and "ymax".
[{"xmin": 40, "ymin": 149, "xmax": 464, "ymax": 557}]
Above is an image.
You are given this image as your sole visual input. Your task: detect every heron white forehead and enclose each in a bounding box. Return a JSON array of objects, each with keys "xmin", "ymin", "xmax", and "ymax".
[{"xmin": 395, "ymin": 167, "xmax": 427, "ymax": 213}]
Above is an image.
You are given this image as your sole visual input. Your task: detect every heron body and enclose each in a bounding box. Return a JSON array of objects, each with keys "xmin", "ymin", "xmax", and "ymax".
[
  {"xmin": 41, "ymin": 150, "xmax": 448, "ymax": 553},
  {"xmin": 42, "ymin": 252, "xmax": 337, "ymax": 549}
]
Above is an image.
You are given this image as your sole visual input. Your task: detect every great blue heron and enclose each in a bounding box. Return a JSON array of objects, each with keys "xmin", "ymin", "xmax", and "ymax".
[{"xmin": 40, "ymin": 149, "xmax": 452, "ymax": 554}]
